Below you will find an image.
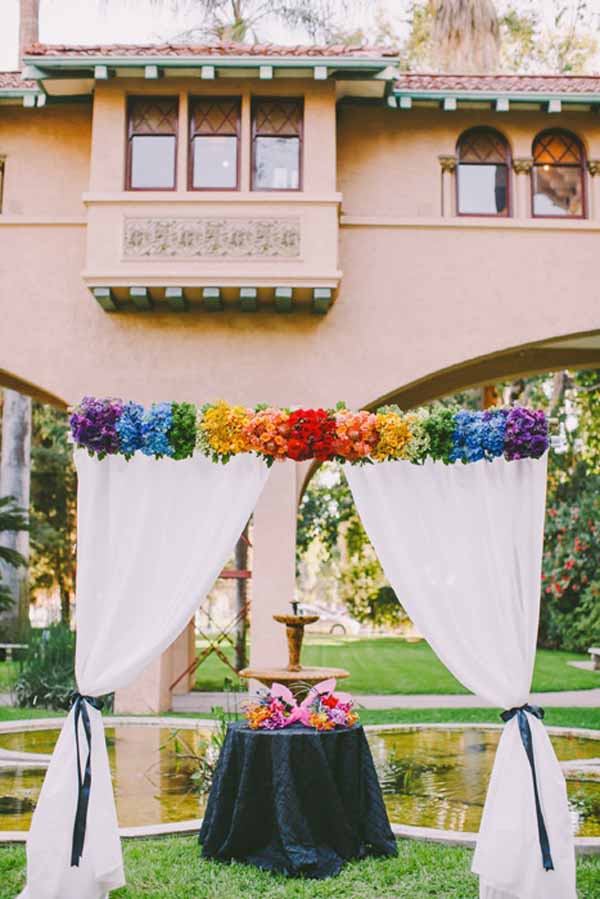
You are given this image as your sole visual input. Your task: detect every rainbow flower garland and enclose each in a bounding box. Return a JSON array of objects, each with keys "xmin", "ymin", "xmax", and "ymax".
[{"xmin": 70, "ymin": 398, "xmax": 548, "ymax": 466}]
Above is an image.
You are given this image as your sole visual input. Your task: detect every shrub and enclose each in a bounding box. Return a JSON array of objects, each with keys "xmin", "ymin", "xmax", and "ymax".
[
  {"xmin": 14, "ymin": 624, "xmax": 76, "ymax": 710},
  {"xmin": 540, "ymin": 479, "xmax": 600, "ymax": 652}
]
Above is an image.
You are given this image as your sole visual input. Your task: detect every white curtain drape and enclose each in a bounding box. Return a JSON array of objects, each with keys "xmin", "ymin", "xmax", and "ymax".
[
  {"xmin": 19, "ymin": 449, "xmax": 270, "ymax": 899},
  {"xmin": 346, "ymin": 456, "xmax": 575, "ymax": 899}
]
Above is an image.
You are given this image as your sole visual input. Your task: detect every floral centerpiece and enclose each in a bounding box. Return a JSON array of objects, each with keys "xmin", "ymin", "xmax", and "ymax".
[
  {"xmin": 243, "ymin": 683, "xmax": 301, "ymax": 730},
  {"xmin": 299, "ymin": 678, "xmax": 359, "ymax": 731}
]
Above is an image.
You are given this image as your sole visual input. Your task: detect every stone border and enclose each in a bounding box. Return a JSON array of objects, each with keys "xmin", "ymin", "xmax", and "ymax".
[{"xmin": 0, "ymin": 718, "xmax": 598, "ymax": 853}]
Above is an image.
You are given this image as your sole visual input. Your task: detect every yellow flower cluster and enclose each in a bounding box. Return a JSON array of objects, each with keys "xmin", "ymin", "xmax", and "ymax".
[
  {"xmin": 197, "ymin": 400, "xmax": 251, "ymax": 459},
  {"xmin": 371, "ymin": 409, "xmax": 431, "ymax": 462}
]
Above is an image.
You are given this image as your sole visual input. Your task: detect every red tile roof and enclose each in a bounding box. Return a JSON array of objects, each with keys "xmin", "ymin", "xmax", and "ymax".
[
  {"xmin": 395, "ymin": 73, "xmax": 600, "ymax": 94},
  {"xmin": 24, "ymin": 42, "xmax": 397, "ymax": 59},
  {"xmin": 0, "ymin": 71, "xmax": 37, "ymax": 90}
]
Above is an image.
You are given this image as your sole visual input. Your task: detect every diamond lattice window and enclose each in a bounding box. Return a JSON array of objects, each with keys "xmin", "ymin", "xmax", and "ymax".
[
  {"xmin": 190, "ymin": 98, "xmax": 240, "ymax": 190},
  {"xmin": 456, "ymin": 128, "xmax": 511, "ymax": 216},
  {"xmin": 532, "ymin": 130, "xmax": 585, "ymax": 217},
  {"xmin": 252, "ymin": 98, "xmax": 303, "ymax": 191},
  {"xmin": 127, "ymin": 97, "xmax": 178, "ymax": 190}
]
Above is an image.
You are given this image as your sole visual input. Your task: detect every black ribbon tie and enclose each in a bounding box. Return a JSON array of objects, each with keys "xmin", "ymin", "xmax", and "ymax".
[
  {"xmin": 70, "ymin": 692, "xmax": 104, "ymax": 867},
  {"xmin": 500, "ymin": 703, "xmax": 554, "ymax": 872}
]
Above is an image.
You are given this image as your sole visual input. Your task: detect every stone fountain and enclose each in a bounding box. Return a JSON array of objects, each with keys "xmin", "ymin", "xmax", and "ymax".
[{"xmin": 239, "ymin": 601, "xmax": 349, "ymax": 699}]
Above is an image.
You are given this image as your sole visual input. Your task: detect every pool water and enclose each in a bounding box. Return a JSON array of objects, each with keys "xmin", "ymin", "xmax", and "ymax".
[{"xmin": 0, "ymin": 724, "xmax": 599, "ymax": 835}]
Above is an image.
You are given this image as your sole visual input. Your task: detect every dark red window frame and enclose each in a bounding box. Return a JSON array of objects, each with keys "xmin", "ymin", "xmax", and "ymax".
[
  {"xmin": 126, "ymin": 95, "xmax": 179, "ymax": 192},
  {"xmin": 188, "ymin": 96, "xmax": 241, "ymax": 192},
  {"xmin": 455, "ymin": 126, "xmax": 512, "ymax": 218},
  {"xmin": 251, "ymin": 97, "xmax": 304, "ymax": 192},
  {"xmin": 531, "ymin": 128, "xmax": 587, "ymax": 220}
]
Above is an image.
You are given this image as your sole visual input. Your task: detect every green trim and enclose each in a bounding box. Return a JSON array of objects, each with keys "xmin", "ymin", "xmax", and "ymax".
[
  {"xmin": 393, "ymin": 88, "xmax": 600, "ymax": 104},
  {"xmin": 239, "ymin": 287, "xmax": 257, "ymax": 312},
  {"xmin": 22, "ymin": 54, "xmax": 394, "ymax": 74},
  {"xmin": 312, "ymin": 287, "xmax": 332, "ymax": 314},
  {"xmin": 129, "ymin": 286, "xmax": 152, "ymax": 310}
]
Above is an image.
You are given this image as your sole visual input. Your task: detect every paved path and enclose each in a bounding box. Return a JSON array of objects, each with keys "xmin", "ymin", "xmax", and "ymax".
[{"xmin": 171, "ymin": 688, "xmax": 600, "ymax": 713}]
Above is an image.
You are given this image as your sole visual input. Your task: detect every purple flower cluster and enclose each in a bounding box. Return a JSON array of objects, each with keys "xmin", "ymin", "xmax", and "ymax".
[
  {"xmin": 70, "ymin": 396, "xmax": 123, "ymax": 458},
  {"xmin": 504, "ymin": 408, "xmax": 548, "ymax": 461}
]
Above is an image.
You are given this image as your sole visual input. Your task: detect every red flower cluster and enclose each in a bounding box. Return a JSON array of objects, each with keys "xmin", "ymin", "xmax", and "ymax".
[{"xmin": 287, "ymin": 408, "xmax": 336, "ymax": 461}]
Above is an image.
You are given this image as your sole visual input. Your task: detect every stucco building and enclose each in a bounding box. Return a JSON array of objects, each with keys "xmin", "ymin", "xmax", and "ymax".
[{"xmin": 2, "ymin": 43, "xmax": 600, "ymax": 709}]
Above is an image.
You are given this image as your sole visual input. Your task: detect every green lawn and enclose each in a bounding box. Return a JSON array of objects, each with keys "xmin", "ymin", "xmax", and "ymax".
[
  {"xmin": 1, "ymin": 837, "xmax": 599, "ymax": 899},
  {"xmin": 192, "ymin": 636, "xmax": 600, "ymax": 695}
]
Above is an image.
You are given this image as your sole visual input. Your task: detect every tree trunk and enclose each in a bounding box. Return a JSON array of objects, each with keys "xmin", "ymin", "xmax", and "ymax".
[
  {"xmin": 58, "ymin": 576, "xmax": 71, "ymax": 628},
  {"xmin": 0, "ymin": 389, "xmax": 32, "ymax": 641},
  {"xmin": 19, "ymin": 0, "xmax": 40, "ymax": 68},
  {"xmin": 234, "ymin": 523, "xmax": 249, "ymax": 671}
]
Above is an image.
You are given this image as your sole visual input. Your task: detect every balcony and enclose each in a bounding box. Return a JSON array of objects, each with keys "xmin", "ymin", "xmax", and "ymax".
[{"xmin": 82, "ymin": 191, "xmax": 342, "ymax": 314}]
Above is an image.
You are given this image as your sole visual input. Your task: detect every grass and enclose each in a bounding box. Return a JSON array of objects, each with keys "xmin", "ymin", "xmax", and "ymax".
[
  {"xmin": 1, "ymin": 704, "xmax": 599, "ymax": 896},
  {"xmin": 192, "ymin": 636, "xmax": 600, "ymax": 695},
  {"xmin": 1, "ymin": 837, "xmax": 599, "ymax": 898}
]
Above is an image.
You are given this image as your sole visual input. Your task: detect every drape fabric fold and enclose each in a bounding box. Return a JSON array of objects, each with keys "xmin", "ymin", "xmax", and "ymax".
[
  {"xmin": 19, "ymin": 450, "xmax": 270, "ymax": 899},
  {"xmin": 346, "ymin": 456, "xmax": 576, "ymax": 899}
]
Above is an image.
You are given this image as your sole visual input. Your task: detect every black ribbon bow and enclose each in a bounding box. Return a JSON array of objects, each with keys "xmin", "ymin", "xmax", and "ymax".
[
  {"xmin": 500, "ymin": 703, "xmax": 554, "ymax": 872},
  {"xmin": 70, "ymin": 692, "xmax": 104, "ymax": 867}
]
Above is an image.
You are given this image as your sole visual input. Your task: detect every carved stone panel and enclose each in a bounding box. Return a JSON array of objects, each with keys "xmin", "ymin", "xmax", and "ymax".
[{"xmin": 123, "ymin": 217, "xmax": 301, "ymax": 259}]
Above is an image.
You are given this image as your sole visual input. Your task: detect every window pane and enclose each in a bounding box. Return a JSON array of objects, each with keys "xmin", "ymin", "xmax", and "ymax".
[
  {"xmin": 254, "ymin": 137, "xmax": 300, "ymax": 190},
  {"xmin": 130, "ymin": 135, "xmax": 176, "ymax": 189},
  {"xmin": 458, "ymin": 164, "xmax": 508, "ymax": 215},
  {"xmin": 533, "ymin": 165, "xmax": 583, "ymax": 216},
  {"xmin": 193, "ymin": 136, "xmax": 237, "ymax": 188}
]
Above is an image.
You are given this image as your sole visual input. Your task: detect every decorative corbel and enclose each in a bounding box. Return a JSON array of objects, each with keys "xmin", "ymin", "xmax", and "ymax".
[{"xmin": 438, "ymin": 154, "xmax": 457, "ymax": 173}]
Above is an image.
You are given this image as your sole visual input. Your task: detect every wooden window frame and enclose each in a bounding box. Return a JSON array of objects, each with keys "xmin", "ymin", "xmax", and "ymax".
[
  {"xmin": 531, "ymin": 128, "xmax": 587, "ymax": 220},
  {"xmin": 188, "ymin": 96, "xmax": 241, "ymax": 192},
  {"xmin": 125, "ymin": 95, "xmax": 179, "ymax": 192},
  {"xmin": 455, "ymin": 127, "xmax": 512, "ymax": 218},
  {"xmin": 251, "ymin": 97, "xmax": 304, "ymax": 192}
]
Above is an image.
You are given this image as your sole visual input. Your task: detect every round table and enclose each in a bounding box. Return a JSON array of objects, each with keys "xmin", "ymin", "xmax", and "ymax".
[{"xmin": 199, "ymin": 721, "xmax": 397, "ymax": 879}]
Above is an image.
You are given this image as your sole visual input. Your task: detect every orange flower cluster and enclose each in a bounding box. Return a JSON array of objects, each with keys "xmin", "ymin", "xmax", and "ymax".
[
  {"xmin": 333, "ymin": 409, "xmax": 379, "ymax": 463},
  {"xmin": 244, "ymin": 407, "xmax": 291, "ymax": 461},
  {"xmin": 245, "ymin": 705, "xmax": 272, "ymax": 729}
]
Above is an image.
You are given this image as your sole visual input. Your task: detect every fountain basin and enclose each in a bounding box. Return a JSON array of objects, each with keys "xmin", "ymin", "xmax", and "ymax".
[{"xmin": 238, "ymin": 665, "xmax": 350, "ymax": 699}]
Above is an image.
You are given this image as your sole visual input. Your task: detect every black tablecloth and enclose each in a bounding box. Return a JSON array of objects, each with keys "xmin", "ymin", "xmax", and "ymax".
[{"xmin": 198, "ymin": 721, "xmax": 397, "ymax": 879}]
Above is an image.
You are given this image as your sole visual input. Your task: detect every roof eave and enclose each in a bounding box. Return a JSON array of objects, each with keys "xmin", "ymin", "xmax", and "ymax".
[{"xmin": 392, "ymin": 88, "xmax": 600, "ymax": 104}]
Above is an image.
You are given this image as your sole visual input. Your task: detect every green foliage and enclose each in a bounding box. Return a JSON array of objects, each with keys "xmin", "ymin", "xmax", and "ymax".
[
  {"xmin": 29, "ymin": 404, "xmax": 77, "ymax": 625},
  {"xmin": 169, "ymin": 402, "xmax": 197, "ymax": 460},
  {"xmin": 14, "ymin": 624, "xmax": 76, "ymax": 710},
  {"xmin": 296, "ymin": 464, "xmax": 355, "ymax": 560},
  {"xmin": 540, "ymin": 478, "xmax": 600, "ymax": 651},
  {"xmin": 0, "ymin": 496, "xmax": 28, "ymax": 614},
  {"xmin": 575, "ymin": 370, "xmax": 600, "ymax": 474},
  {"xmin": 424, "ymin": 405, "xmax": 456, "ymax": 463}
]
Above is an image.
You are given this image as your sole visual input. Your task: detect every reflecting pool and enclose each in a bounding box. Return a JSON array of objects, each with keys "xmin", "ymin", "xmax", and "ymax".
[{"xmin": 0, "ymin": 724, "xmax": 599, "ymax": 836}]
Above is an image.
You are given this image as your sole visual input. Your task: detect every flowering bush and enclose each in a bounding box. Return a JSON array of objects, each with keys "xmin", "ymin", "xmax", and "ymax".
[{"xmin": 540, "ymin": 481, "xmax": 600, "ymax": 651}]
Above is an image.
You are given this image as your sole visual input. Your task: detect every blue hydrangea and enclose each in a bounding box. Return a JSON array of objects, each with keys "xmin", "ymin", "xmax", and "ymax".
[
  {"xmin": 449, "ymin": 410, "xmax": 485, "ymax": 463},
  {"xmin": 141, "ymin": 402, "xmax": 174, "ymax": 458},
  {"xmin": 482, "ymin": 408, "xmax": 508, "ymax": 460},
  {"xmin": 115, "ymin": 401, "xmax": 145, "ymax": 457}
]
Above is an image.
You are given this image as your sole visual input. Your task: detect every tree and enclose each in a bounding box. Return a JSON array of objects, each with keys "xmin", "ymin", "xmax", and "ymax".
[
  {"xmin": 29, "ymin": 403, "xmax": 77, "ymax": 627},
  {"xmin": 0, "ymin": 389, "xmax": 32, "ymax": 641},
  {"xmin": 151, "ymin": 0, "xmax": 361, "ymax": 44},
  {"xmin": 430, "ymin": 0, "xmax": 500, "ymax": 72},
  {"xmin": 0, "ymin": 497, "xmax": 29, "ymax": 615}
]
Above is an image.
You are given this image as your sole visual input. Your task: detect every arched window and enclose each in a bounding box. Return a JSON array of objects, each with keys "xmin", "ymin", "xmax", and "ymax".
[
  {"xmin": 532, "ymin": 129, "xmax": 585, "ymax": 218},
  {"xmin": 456, "ymin": 128, "xmax": 510, "ymax": 216}
]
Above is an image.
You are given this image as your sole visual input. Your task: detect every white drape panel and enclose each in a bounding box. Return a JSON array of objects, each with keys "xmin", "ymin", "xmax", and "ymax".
[
  {"xmin": 346, "ymin": 457, "xmax": 575, "ymax": 899},
  {"xmin": 19, "ymin": 450, "xmax": 270, "ymax": 899}
]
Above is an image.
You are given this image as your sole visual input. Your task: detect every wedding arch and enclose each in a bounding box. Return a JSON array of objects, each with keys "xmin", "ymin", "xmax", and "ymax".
[{"xmin": 19, "ymin": 398, "xmax": 574, "ymax": 899}]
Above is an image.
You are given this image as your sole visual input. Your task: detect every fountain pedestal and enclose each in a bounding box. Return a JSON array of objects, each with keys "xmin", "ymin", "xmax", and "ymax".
[{"xmin": 239, "ymin": 610, "xmax": 349, "ymax": 700}]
